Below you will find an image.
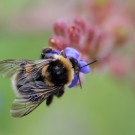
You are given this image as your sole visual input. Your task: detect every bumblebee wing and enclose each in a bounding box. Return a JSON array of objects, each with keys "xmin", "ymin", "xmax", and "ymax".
[
  {"xmin": 0, "ymin": 59, "xmax": 50, "ymax": 78},
  {"xmin": 11, "ymin": 81, "xmax": 63, "ymax": 118},
  {"xmin": 0, "ymin": 59, "xmax": 25, "ymax": 77},
  {"xmin": 11, "ymin": 97, "xmax": 42, "ymax": 118}
]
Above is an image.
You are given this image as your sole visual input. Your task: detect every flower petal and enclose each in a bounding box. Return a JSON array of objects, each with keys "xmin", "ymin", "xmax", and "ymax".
[
  {"xmin": 52, "ymin": 50, "xmax": 61, "ymax": 54},
  {"xmin": 65, "ymin": 47, "xmax": 80, "ymax": 59},
  {"xmin": 47, "ymin": 50, "xmax": 60, "ymax": 57},
  {"xmin": 79, "ymin": 60, "xmax": 90, "ymax": 74},
  {"xmin": 68, "ymin": 75, "xmax": 78, "ymax": 88}
]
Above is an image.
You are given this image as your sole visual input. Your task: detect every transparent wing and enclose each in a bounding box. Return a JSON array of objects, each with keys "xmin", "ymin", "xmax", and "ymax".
[
  {"xmin": 11, "ymin": 97, "xmax": 42, "ymax": 118},
  {"xmin": 11, "ymin": 81, "xmax": 63, "ymax": 118},
  {"xmin": 0, "ymin": 59, "xmax": 50, "ymax": 78}
]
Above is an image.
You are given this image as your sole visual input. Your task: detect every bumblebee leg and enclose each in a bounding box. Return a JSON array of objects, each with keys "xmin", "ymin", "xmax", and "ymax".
[
  {"xmin": 55, "ymin": 89, "xmax": 64, "ymax": 98},
  {"xmin": 40, "ymin": 48, "xmax": 53, "ymax": 59},
  {"xmin": 46, "ymin": 95, "xmax": 54, "ymax": 106}
]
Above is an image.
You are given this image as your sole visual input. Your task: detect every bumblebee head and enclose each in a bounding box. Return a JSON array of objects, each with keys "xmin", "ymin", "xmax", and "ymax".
[
  {"xmin": 48, "ymin": 59, "xmax": 67, "ymax": 79},
  {"xmin": 43, "ymin": 55, "xmax": 74, "ymax": 86}
]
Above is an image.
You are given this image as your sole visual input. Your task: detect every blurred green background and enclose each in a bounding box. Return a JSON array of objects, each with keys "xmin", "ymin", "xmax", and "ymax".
[{"xmin": 0, "ymin": 0, "xmax": 135, "ymax": 135}]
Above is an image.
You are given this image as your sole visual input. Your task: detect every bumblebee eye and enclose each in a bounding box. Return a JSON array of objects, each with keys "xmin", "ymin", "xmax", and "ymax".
[{"xmin": 69, "ymin": 57, "xmax": 80, "ymax": 71}]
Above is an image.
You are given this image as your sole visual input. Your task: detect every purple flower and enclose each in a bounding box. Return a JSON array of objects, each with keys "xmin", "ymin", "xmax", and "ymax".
[
  {"xmin": 65, "ymin": 47, "xmax": 80, "ymax": 59},
  {"xmin": 66, "ymin": 48, "xmax": 90, "ymax": 88},
  {"xmin": 46, "ymin": 50, "xmax": 60, "ymax": 58}
]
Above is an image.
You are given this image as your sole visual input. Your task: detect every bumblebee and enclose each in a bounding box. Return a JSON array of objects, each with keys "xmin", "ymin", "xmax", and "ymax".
[{"xmin": 0, "ymin": 47, "xmax": 96, "ymax": 118}]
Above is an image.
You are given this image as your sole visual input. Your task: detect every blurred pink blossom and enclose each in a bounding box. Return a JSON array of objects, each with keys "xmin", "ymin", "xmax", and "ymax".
[
  {"xmin": 49, "ymin": 18, "xmax": 114, "ymax": 61},
  {"xmin": 49, "ymin": 0, "xmax": 135, "ymax": 81}
]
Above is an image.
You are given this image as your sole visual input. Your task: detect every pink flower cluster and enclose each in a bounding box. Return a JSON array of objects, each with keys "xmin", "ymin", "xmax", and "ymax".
[
  {"xmin": 51, "ymin": 20, "xmax": 116, "ymax": 59},
  {"xmin": 49, "ymin": 0, "xmax": 135, "ymax": 81}
]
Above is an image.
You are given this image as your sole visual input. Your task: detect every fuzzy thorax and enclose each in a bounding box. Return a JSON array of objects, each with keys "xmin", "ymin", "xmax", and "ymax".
[{"xmin": 42, "ymin": 55, "xmax": 74, "ymax": 87}]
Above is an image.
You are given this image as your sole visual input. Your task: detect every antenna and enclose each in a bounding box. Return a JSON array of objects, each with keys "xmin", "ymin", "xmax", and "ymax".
[
  {"xmin": 80, "ymin": 60, "xmax": 97, "ymax": 69},
  {"xmin": 78, "ymin": 60, "xmax": 97, "ymax": 89}
]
